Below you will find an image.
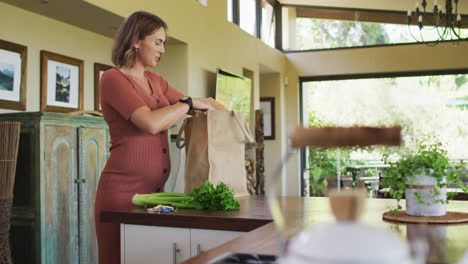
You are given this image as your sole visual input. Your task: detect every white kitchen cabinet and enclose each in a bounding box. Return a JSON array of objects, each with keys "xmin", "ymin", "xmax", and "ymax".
[
  {"xmin": 190, "ymin": 228, "xmax": 244, "ymax": 257},
  {"xmin": 121, "ymin": 224, "xmax": 245, "ymax": 264},
  {"xmin": 121, "ymin": 224, "xmax": 191, "ymax": 264}
]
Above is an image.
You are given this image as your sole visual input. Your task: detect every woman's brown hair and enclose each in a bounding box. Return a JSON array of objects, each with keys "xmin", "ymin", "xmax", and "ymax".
[{"xmin": 112, "ymin": 11, "xmax": 168, "ymax": 67}]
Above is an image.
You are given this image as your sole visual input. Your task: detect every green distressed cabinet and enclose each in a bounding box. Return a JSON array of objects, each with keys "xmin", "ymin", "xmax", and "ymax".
[{"xmin": 0, "ymin": 112, "xmax": 109, "ymax": 264}]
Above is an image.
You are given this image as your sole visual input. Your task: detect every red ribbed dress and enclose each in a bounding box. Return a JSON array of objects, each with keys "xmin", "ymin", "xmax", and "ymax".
[{"xmin": 94, "ymin": 68, "xmax": 183, "ymax": 264}]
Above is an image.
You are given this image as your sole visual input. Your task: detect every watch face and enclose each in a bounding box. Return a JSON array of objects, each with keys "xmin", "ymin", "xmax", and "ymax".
[{"xmin": 181, "ymin": 96, "xmax": 190, "ymax": 101}]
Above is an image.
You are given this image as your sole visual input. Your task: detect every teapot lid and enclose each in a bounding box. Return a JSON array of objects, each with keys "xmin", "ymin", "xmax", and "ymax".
[{"xmin": 283, "ymin": 190, "xmax": 411, "ymax": 263}]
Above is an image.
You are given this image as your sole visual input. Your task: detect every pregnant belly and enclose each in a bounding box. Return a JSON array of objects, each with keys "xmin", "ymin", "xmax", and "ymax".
[{"xmin": 100, "ymin": 148, "xmax": 171, "ymax": 193}]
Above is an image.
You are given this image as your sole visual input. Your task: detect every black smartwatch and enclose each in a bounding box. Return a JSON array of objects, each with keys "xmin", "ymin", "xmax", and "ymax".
[{"xmin": 179, "ymin": 96, "xmax": 193, "ymax": 111}]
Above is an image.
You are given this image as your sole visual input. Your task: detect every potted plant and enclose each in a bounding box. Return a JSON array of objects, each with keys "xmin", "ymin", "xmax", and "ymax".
[{"xmin": 381, "ymin": 140, "xmax": 468, "ymax": 216}]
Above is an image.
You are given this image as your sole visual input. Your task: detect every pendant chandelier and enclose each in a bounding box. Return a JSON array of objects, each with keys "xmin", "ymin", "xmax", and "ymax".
[{"xmin": 407, "ymin": 0, "xmax": 467, "ymax": 45}]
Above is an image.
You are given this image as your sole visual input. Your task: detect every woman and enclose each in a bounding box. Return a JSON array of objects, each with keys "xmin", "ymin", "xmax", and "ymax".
[{"xmin": 94, "ymin": 11, "xmax": 214, "ymax": 264}]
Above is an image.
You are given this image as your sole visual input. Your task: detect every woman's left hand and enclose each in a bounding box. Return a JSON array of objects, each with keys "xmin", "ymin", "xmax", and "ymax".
[
  {"xmin": 186, "ymin": 98, "xmax": 226, "ymax": 115},
  {"xmin": 192, "ymin": 98, "xmax": 215, "ymax": 112}
]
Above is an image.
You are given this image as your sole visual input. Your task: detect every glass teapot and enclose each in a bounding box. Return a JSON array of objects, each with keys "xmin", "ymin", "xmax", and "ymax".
[{"xmin": 266, "ymin": 126, "xmax": 428, "ymax": 264}]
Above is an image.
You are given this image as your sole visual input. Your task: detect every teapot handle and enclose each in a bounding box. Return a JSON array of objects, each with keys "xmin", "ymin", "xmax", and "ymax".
[
  {"xmin": 410, "ymin": 239, "xmax": 429, "ymax": 264},
  {"xmin": 266, "ymin": 125, "xmax": 402, "ymax": 256}
]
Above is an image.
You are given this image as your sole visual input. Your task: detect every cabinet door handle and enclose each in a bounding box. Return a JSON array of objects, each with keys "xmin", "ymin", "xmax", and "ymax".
[
  {"xmin": 173, "ymin": 242, "xmax": 180, "ymax": 264},
  {"xmin": 74, "ymin": 179, "xmax": 80, "ymax": 184},
  {"xmin": 81, "ymin": 178, "xmax": 86, "ymax": 183},
  {"xmin": 197, "ymin": 244, "xmax": 204, "ymax": 256}
]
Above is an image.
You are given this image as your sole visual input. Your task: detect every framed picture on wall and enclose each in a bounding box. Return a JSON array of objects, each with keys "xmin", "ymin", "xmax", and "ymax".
[
  {"xmin": 40, "ymin": 50, "xmax": 83, "ymax": 113},
  {"xmin": 0, "ymin": 39, "xmax": 27, "ymax": 110},
  {"xmin": 94, "ymin": 63, "xmax": 112, "ymax": 112},
  {"xmin": 260, "ymin": 97, "xmax": 275, "ymax": 140}
]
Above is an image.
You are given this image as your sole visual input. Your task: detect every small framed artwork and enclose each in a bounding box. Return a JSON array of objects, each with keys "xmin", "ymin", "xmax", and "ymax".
[
  {"xmin": 40, "ymin": 50, "xmax": 83, "ymax": 113},
  {"xmin": 0, "ymin": 39, "xmax": 27, "ymax": 110},
  {"xmin": 260, "ymin": 97, "xmax": 275, "ymax": 140},
  {"xmin": 94, "ymin": 63, "xmax": 112, "ymax": 111}
]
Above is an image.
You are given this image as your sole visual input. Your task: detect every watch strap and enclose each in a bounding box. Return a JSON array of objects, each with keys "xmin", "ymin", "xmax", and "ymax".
[{"xmin": 179, "ymin": 96, "xmax": 193, "ymax": 110}]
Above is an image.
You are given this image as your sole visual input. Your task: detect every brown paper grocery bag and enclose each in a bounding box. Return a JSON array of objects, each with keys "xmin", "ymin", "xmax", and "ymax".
[{"xmin": 176, "ymin": 110, "xmax": 254, "ymax": 196}]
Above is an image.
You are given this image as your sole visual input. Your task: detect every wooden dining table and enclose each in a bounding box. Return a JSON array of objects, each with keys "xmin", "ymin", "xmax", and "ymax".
[{"xmin": 181, "ymin": 196, "xmax": 468, "ymax": 264}]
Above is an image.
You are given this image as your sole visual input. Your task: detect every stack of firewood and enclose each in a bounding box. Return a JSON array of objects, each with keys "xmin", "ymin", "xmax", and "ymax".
[{"xmin": 245, "ymin": 158, "xmax": 257, "ymax": 195}]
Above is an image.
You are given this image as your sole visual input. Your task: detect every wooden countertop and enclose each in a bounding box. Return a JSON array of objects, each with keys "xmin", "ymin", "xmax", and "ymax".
[
  {"xmin": 101, "ymin": 195, "xmax": 273, "ymax": 232},
  {"xmin": 102, "ymin": 196, "xmax": 468, "ymax": 264},
  {"xmin": 182, "ymin": 197, "xmax": 468, "ymax": 264}
]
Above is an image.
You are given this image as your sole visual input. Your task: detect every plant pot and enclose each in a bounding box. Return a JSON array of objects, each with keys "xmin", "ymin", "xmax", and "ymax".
[{"xmin": 405, "ymin": 172, "xmax": 447, "ymax": 217}]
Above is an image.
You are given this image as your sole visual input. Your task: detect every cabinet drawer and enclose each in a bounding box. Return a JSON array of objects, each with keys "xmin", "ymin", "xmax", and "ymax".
[
  {"xmin": 122, "ymin": 224, "xmax": 191, "ymax": 264},
  {"xmin": 190, "ymin": 229, "xmax": 245, "ymax": 257}
]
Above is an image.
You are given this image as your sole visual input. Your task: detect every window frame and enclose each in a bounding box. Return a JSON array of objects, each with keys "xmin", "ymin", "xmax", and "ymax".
[
  {"xmin": 299, "ymin": 67, "xmax": 468, "ymax": 196},
  {"xmin": 229, "ymin": 0, "xmax": 282, "ymax": 50},
  {"xmin": 282, "ymin": 4, "xmax": 468, "ymax": 52},
  {"xmin": 229, "ymin": 2, "xmax": 468, "ymax": 52},
  {"xmin": 286, "ymin": 4, "xmax": 468, "ymax": 28}
]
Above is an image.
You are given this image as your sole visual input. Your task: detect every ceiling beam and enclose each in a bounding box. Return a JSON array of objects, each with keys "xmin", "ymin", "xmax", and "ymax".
[
  {"xmin": 295, "ymin": 6, "xmax": 468, "ymax": 28},
  {"xmin": 278, "ymin": 0, "xmax": 468, "ymax": 14}
]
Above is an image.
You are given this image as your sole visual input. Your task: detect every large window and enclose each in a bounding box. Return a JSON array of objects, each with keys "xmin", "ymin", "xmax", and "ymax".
[
  {"xmin": 227, "ymin": 0, "xmax": 278, "ymax": 47},
  {"xmin": 282, "ymin": 6, "xmax": 468, "ymax": 51},
  {"xmin": 261, "ymin": 0, "xmax": 275, "ymax": 47},
  {"xmin": 301, "ymin": 72, "xmax": 468, "ymax": 196},
  {"xmin": 239, "ymin": 0, "xmax": 257, "ymax": 36},
  {"xmin": 227, "ymin": 0, "xmax": 233, "ymax": 22},
  {"xmin": 296, "ymin": 18, "xmax": 468, "ymax": 50}
]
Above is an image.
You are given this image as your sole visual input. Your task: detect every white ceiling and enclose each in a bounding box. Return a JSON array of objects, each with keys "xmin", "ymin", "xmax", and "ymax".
[
  {"xmin": 1, "ymin": 0, "xmax": 122, "ymax": 38},
  {"xmin": 0, "ymin": 0, "xmax": 182, "ymax": 44}
]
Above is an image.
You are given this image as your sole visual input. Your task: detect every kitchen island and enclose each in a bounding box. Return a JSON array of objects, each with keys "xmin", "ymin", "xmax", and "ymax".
[
  {"xmin": 101, "ymin": 196, "xmax": 273, "ymax": 263},
  {"xmin": 101, "ymin": 196, "xmax": 468, "ymax": 264}
]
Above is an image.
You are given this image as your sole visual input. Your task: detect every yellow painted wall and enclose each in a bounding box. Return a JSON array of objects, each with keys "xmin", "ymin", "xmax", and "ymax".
[
  {"xmin": 286, "ymin": 42, "xmax": 468, "ymax": 77},
  {"xmin": 259, "ymin": 71, "xmax": 301, "ymax": 195},
  {"xmin": 0, "ymin": 1, "xmax": 114, "ymax": 113},
  {"xmin": 260, "ymin": 73, "xmax": 283, "ymax": 193},
  {"xmin": 156, "ymin": 43, "xmax": 189, "ymax": 95},
  {"xmin": 284, "ymin": 60, "xmax": 301, "ymax": 195},
  {"xmin": 83, "ymin": 0, "xmax": 300, "ymax": 195},
  {"xmin": 83, "ymin": 0, "xmax": 288, "ymax": 113}
]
